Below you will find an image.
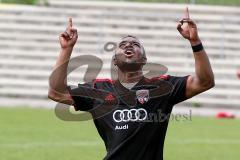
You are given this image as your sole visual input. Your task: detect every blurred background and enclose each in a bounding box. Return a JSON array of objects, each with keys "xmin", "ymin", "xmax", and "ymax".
[{"xmin": 0, "ymin": 0, "xmax": 240, "ymax": 160}]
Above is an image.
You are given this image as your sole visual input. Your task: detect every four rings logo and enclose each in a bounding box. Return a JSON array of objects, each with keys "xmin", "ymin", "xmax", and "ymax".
[{"xmin": 113, "ymin": 108, "xmax": 148, "ymax": 123}]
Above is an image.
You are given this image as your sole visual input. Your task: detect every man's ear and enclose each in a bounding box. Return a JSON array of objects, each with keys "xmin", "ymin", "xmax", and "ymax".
[
  {"xmin": 142, "ymin": 57, "xmax": 147, "ymax": 65},
  {"xmin": 113, "ymin": 54, "xmax": 117, "ymax": 66}
]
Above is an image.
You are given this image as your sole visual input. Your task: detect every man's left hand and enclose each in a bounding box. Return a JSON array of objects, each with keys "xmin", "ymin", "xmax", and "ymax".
[{"xmin": 177, "ymin": 7, "xmax": 201, "ymax": 45}]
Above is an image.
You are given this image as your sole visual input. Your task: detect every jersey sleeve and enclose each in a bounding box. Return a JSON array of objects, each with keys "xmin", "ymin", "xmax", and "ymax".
[
  {"xmin": 67, "ymin": 82, "xmax": 95, "ymax": 111},
  {"xmin": 168, "ymin": 75, "xmax": 190, "ymax": 105}
]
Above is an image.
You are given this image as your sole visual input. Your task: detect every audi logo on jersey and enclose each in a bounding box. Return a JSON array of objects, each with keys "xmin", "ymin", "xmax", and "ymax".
[{"xmin": 113, "ymin": 108, "xmax": 148, "ymax": 123}]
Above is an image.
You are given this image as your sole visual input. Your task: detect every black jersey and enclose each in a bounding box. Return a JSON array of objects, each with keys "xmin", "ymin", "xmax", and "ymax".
[{"xmin": 67, "ymin": 75, "xmax": 189, "ymax": 160}]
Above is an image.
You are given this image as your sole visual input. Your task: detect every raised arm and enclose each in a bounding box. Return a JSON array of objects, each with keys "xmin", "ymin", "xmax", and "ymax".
[
  {"xmin": 177, "ymin": 7, "xmax": 215, "ymax": 98},
  {"xmin": 48, "ymin": 18, "xmax": 78, "ymax": 105}
]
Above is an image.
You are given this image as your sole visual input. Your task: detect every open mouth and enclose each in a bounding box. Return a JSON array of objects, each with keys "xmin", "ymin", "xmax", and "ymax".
[{"xmin": 124, "ymin": 50, "xmax": 134, "ymax": 58}]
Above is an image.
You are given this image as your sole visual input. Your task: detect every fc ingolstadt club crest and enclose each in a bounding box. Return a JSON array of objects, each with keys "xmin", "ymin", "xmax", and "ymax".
[{"xmin": 136, "ymin": 89, "xmax": 149, "ymax": 104}]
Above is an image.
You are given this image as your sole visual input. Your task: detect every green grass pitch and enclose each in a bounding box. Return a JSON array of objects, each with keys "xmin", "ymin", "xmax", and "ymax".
[{"xmin": 0, "ymin": 107, "xmax": 239, "ymax": 160}]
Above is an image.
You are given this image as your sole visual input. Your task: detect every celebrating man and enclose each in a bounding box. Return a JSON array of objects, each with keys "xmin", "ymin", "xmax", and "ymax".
[{"xmin": 48, "ymin": 7, "xmax": 214, "ymax": 160}]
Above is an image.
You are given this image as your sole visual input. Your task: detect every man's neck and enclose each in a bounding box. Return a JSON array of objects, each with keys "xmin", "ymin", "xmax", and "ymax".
[{"xmin": 118, "ymin": 69, "xmax": 143, "ymax": 83}]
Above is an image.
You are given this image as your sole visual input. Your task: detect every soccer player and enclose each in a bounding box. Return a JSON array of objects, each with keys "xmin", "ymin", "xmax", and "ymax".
[{"xmin": 48, "ymin": 7, "xmax": 214, "ymax": 160}]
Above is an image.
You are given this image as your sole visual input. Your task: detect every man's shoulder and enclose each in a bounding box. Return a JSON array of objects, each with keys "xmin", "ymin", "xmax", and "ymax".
[
  {"xmin": 149, "ymin": 75, "xmax": 189, "ymax": 87},
  {"xmin": 92, "ymin": 78, "xmax": 114, "ymax": 88},
  {"xmin": 149, "ymin": 75, "xmax": 171, "ymax": 82},
  {"xmin": 77, "ymin": 78, "xmax": 113, "ymax": 88},
  {"xmin": 150, "ymin": 75, "xmax": 189, "ymax": 82}
]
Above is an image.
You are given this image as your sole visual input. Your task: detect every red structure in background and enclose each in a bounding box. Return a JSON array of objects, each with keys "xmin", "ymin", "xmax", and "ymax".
[
  {"xmin": 216, "ymin": 112, "xmax": 235, "ymax": 119},
  {"xmin": 237, "ymin": 69, "xmax": 240, "ymax": 79}
]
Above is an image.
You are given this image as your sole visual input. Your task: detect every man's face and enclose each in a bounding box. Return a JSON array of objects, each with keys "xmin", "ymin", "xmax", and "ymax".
[{"xmin": 114, "ymin": 36, "xmax": 146, "ymax": 71}]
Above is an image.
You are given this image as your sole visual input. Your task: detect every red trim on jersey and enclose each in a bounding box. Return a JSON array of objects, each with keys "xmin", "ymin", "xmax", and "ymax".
[
  {"xmin": 151, "ymin": 75, "xmax": 170, "ymax": 81},
  {"xmin": 93, "ymin": 78, "xmax": 113, "ymax": 88}
]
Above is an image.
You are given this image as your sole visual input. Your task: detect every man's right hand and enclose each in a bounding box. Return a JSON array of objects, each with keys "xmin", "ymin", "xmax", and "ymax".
[{"xmin": 59, "ymin": 18, "xmax": 78, "ymax": 49}]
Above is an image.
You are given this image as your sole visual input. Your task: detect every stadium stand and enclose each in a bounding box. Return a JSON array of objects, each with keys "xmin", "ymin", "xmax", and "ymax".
[{"xmin": 0, "ymin": 1, "xmax": 239, "ymax": 111}]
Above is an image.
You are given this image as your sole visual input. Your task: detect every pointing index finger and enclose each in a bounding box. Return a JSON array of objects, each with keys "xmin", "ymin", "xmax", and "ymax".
[
  {"xmin": 69, "ymin": 17, "xmax": 73, "ymax": 28},
  {"xmin": 184, "ymin": 7, "xmax": 190, "ymax": 19}
]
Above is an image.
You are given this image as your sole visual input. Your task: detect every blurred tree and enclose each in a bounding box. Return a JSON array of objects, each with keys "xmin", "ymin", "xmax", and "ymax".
[
  {"xmin": 1, "ymin": 0, "xmax": 36, "ymax": 4},
  {"xmin": 0, "ymin": 0, "xmax": 49, "ymax": 5}
]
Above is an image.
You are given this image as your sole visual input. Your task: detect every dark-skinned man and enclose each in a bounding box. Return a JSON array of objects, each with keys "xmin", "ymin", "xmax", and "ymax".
[{"xmin": 48, "ymin": 7, "xmax": 214, "ymax": 160}]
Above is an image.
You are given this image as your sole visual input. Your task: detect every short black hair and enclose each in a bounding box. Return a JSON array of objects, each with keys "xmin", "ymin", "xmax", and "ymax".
[
  {"xmin": 121, "ymin": 35, "xmax": 138, "ymax": 40},
  {"xmin": 121, "ymin": 35, "xmax": 146, "ymax": 58}
]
